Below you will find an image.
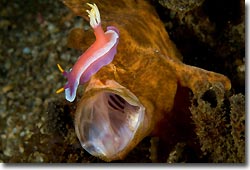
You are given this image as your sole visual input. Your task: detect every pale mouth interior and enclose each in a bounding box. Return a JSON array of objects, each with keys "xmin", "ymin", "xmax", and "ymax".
[{"xmin": 75, "ymin": 91, "xmax": 144, "ymax": 158}]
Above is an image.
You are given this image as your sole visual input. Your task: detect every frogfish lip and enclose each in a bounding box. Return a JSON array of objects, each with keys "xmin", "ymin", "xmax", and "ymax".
[{"xmin": 74, "ymin": 79, "xmax": 145, "ymax": 161}]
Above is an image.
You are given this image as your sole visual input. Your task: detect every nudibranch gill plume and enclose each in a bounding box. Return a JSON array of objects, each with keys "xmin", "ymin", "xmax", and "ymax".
[{"xmin": 56, "ymin": 3, "xmax": 119, "ymax": 102}]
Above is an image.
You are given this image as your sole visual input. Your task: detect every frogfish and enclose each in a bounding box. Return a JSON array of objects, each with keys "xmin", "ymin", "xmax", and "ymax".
[{"xmin": 57, "ymin": 0, "xmax": 231, "ymax": 162}]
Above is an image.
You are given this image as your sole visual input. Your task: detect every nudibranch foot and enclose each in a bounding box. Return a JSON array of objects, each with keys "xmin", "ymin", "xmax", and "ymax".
[{"xmin": 56, "ymin": 3, "xmax": 119, "ymax": 102}]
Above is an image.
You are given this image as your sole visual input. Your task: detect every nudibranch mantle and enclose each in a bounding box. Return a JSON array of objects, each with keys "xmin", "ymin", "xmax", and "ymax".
[{"xmin": 57, "ymin": 3, "xmax": 119, "ymax": 102}]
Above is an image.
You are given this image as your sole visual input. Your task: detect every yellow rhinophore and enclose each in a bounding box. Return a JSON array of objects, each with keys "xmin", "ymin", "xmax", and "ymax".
[
  {"xmin": 57, "ymin": 64, "xmax": 64, "ymax": 73},
  {"xmin": 56, "ymin": 87, "xmax": 64, "ymax": 94},
  {"xmin": 56, "ymin": 64, "xmax": 65, "ymax": 94}
]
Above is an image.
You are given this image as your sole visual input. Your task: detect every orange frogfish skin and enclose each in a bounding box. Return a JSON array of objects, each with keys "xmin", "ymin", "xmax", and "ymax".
[{"xmin": 61, "ymin": 0, "xmax": 231, "ymax": 162}]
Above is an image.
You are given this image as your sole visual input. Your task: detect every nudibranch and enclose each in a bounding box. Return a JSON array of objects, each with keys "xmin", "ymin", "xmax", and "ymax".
[{"xmin": 56, "ymin": 3, "xmax": 119, "ymax": 102}]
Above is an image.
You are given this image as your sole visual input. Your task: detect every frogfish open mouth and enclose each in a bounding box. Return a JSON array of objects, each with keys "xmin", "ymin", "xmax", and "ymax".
[{"xmin": 75, "ymin": 80, "xmax": 147, "ymax": 160}]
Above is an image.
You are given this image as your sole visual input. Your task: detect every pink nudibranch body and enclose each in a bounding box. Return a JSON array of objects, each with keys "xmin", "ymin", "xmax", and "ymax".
[{"xmin": 57, "ymin": 3, "xmax": 119, "ymax": 102}]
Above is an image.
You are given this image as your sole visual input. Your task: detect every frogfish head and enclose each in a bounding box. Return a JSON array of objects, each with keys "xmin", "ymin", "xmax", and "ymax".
[{"xmin": 74, "ymin": 79, "xmax": 149, "ymax": 161}]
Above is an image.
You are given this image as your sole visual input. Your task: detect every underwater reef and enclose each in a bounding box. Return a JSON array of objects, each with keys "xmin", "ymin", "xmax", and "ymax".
[{"xmin": 0, "ymin": 0, "xmax": 245, "ymax": 163}]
